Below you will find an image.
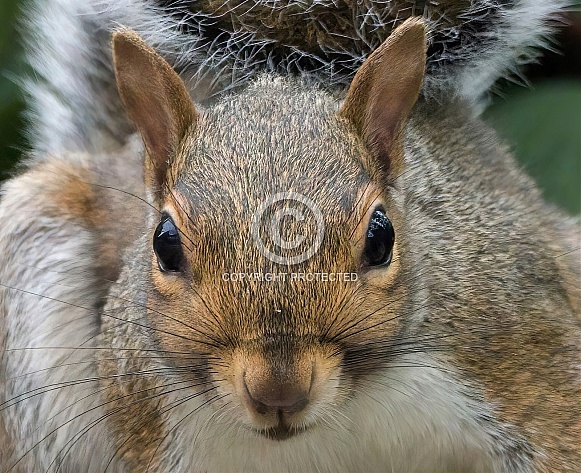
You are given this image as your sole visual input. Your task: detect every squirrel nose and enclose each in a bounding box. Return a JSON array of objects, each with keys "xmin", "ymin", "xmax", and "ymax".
[{"xmin": 243, "ymin": 367, "xmax": 311, "ymax": 415}]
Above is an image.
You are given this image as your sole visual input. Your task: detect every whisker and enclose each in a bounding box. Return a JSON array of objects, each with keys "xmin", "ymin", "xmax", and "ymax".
[
  {"xmin": 39, "ymin": 378, "xmax": 198, "ymax": 431},
  {"xmin": 326, "ymin": 278, "xmax": 425, "ymax": 344},
  {"xmin": 555, "ymin": 247, "xmax": 580, "ymax": 258},
  {"xmin": 1, "ymin": 366, "xmax": 218, "ymax": 411},
  {"xmin": 144, "ymin": 392, "xmax": 231, "ymax": 472},
  {"xmin": 8, "ymin": 379, "xmax": 215, "ymax": 473},
  {"xmin": 50, "ymin": 383, "xmax": 222, "ymax": 473},
  {"xmin": 0, "ymin": 281, "xmax": 223, "ymax": 351},
  {"xmin": 102, "ymin": 291, "xmax": 227, "ymax": 349},
  {"xmin": 348, "ymin": 187, "xmax": 383, "ymax": 241},
  {"xmin": 10, "ymin": 353, "xmax": 227, "ymax": 382}
]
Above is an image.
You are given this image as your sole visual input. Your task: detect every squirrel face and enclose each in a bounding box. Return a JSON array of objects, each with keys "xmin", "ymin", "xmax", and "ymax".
[
  {"xmin": 144, "ymin": 81, "xmax": 408, "ymax": 438},
  {"xmin": 112, "ymin": 19, "xmax": 426, "ymax": 439}
]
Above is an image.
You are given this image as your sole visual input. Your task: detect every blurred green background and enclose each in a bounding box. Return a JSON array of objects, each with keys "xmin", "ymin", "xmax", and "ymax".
[
  {"xmin": 0, "ymin": 0, "xmax": 25, "ymax": 179},
  {"xmin": 0, "ymin": 1, "xmax": 579, "ymax": 214}
]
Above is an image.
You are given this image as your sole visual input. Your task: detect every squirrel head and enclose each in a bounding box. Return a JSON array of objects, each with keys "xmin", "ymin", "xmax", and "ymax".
[{"xmin": 112, "ymin": 19, "xmax": 426, "ymax": 439}]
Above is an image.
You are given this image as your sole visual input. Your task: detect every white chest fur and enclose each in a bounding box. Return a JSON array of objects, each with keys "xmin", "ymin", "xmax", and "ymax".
[{"xmin": 154, "ymin": 356, "xmax": 507, "ymax": 473}]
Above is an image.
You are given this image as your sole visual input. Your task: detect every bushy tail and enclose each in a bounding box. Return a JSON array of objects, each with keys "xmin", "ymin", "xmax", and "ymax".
[{"xmin": 22, "ymin": 0, "xmax": 570, "ymax": 155}]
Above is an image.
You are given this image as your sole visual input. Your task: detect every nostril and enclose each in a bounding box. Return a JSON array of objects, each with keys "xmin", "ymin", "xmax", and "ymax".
[{"xmin": 243, "ymin": 377, "xmax": 310, "ymax": 415}]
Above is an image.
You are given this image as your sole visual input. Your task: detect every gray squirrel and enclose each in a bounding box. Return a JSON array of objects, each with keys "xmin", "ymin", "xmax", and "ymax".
[{"xmin": 1, "ymin": 1, "xmax": 580, "ymax": 472}]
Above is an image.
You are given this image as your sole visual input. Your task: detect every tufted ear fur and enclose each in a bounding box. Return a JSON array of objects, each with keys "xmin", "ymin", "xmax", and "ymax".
[
  {"xmin": 340, "ymin": 17, "xmax": 427, "ymax": 176},
  {"xmin": 112, "ymin": 29, "xmax": 197, "ymax": 196}
]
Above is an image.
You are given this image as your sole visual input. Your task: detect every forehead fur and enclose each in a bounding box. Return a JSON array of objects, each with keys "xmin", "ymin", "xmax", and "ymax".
[
  {"xmin": 151, "ymin": 76, "xmax": 404, "ymax": 343},
  {"xmin": 174, "ymin": 75, "xmax": 370, "ymax": 219}
]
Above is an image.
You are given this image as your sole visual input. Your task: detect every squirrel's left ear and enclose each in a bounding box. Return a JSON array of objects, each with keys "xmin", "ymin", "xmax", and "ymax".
[
  {"xmin": 340, "ymin": 17, "xmax": 427, "ymax": 176},
  {"xmin": 112, "ymin": 29, "xmax": 197, "ymax": 196}
]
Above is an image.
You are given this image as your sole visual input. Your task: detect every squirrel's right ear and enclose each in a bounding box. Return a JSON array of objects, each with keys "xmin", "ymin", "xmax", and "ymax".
[
  {"xmin": 112, "ymin": 29, "xmax": 197, "ymax": 195},
  {"xmin": 339, "ymin": 18, "xmax": 427, "ymax": 176}
]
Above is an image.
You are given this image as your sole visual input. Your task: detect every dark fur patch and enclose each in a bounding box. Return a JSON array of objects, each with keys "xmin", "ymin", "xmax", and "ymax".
[{"xmin": 153, "ymin": 0, "xmax": 513, "ymax": 82}]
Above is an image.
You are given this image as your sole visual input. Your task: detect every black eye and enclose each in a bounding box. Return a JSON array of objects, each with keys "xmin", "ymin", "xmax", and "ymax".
[
  {"xmin": 363, "ymin": 209, "xmax": 395, "ymax": 267},
  {"xmin": 153, "ymin": 214, "xmax": 183, "ymax": 272}
]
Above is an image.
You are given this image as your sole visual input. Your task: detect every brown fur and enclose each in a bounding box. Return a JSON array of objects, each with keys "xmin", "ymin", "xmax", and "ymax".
[
  {"xmin": 401, "ymin": 99, "xmax": 581, "ymax": 471},
  {"xmin": 0, "ymin": 142, "xmax": 146, "ymax": 291},
  {"xmin": 92, "ymin": 23, "xmax": 581, "ymax": 470},
  {"xmin": 1, "ymin": 19, "xmax": 579, "ymax": 473}
]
